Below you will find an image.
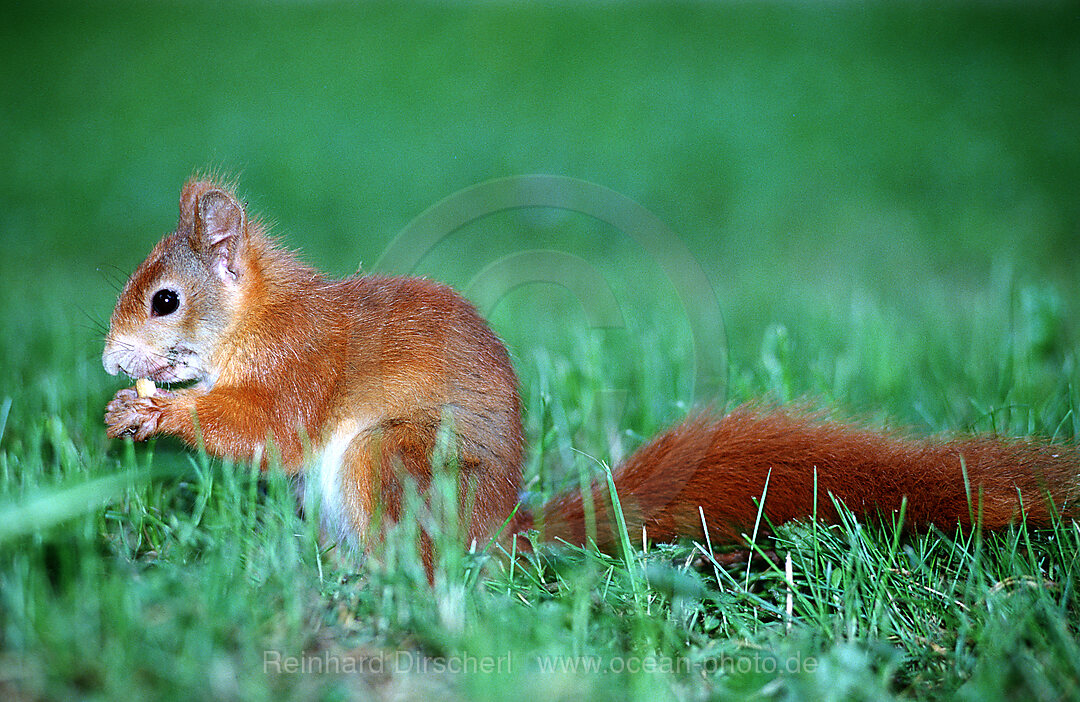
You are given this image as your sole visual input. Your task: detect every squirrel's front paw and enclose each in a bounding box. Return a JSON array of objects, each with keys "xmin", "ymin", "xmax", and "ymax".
[{"xmin": 105, "ymin": 388, "xmax": 165, "ymax": 441}]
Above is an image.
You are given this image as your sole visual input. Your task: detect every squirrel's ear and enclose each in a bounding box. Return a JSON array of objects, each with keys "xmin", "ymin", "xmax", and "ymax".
[{"xmin": 192, "ymin": 189, "xmax": 246, "ymax": 283}]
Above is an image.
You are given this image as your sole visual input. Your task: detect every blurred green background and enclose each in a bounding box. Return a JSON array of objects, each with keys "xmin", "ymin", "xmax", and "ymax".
[{"xmin": 2, "ymin": 0, "xmax": 1079, "ymax": 422}]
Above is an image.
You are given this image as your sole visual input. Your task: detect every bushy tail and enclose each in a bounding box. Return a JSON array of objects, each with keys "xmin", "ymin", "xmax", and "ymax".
[{"xmin": 533, "ymin": 405, "xmax": 1080, "ymax": 550}]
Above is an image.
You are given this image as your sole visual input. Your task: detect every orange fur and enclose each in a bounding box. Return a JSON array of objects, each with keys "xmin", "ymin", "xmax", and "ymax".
[
  {"xmin": 104, "ymin": 179, "xmax": 1079, "ymax": 569},
  {"xmin": 534, "ymin": 406, "xmax": 1079, "ymax": 550}
]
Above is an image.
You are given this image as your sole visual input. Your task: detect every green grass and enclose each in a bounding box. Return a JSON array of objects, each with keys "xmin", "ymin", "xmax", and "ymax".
[{"xmin": 3, "ymin": 1, "xmax": 1080, "ymax": 700}]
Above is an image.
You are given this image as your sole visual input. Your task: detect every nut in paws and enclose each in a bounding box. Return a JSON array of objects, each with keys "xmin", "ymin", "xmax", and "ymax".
[{"xmin": 105, "ymin": 388, "xmax": 163, "ymax": 441}]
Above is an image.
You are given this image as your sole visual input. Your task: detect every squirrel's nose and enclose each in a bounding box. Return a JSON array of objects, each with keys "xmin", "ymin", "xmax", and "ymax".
[{"xmin": 102, "ymin": 342, "xmax": 122, "ymax": 376}]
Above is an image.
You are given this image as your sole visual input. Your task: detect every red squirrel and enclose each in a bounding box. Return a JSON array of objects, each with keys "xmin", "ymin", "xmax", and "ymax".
[{"xmin": 103, "ymin": 178, "xmax": 1079, "ymax": 562}]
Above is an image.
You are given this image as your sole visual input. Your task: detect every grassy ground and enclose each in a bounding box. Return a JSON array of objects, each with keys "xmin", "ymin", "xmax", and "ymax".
[{"xmin": 2, "ymin": 1, "xmax": 1080, "ymax": 700}]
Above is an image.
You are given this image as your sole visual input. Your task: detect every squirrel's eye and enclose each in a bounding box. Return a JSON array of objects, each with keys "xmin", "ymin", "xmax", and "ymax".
[{"xmin": 151, "ymin": 289, "xmax": 180, "ymax": 317}]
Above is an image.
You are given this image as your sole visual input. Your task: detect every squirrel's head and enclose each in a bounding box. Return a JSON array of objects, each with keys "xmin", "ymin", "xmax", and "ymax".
[{"xmin": 102, "ymin": 180, "xmax": 251, "ymax": 386}]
